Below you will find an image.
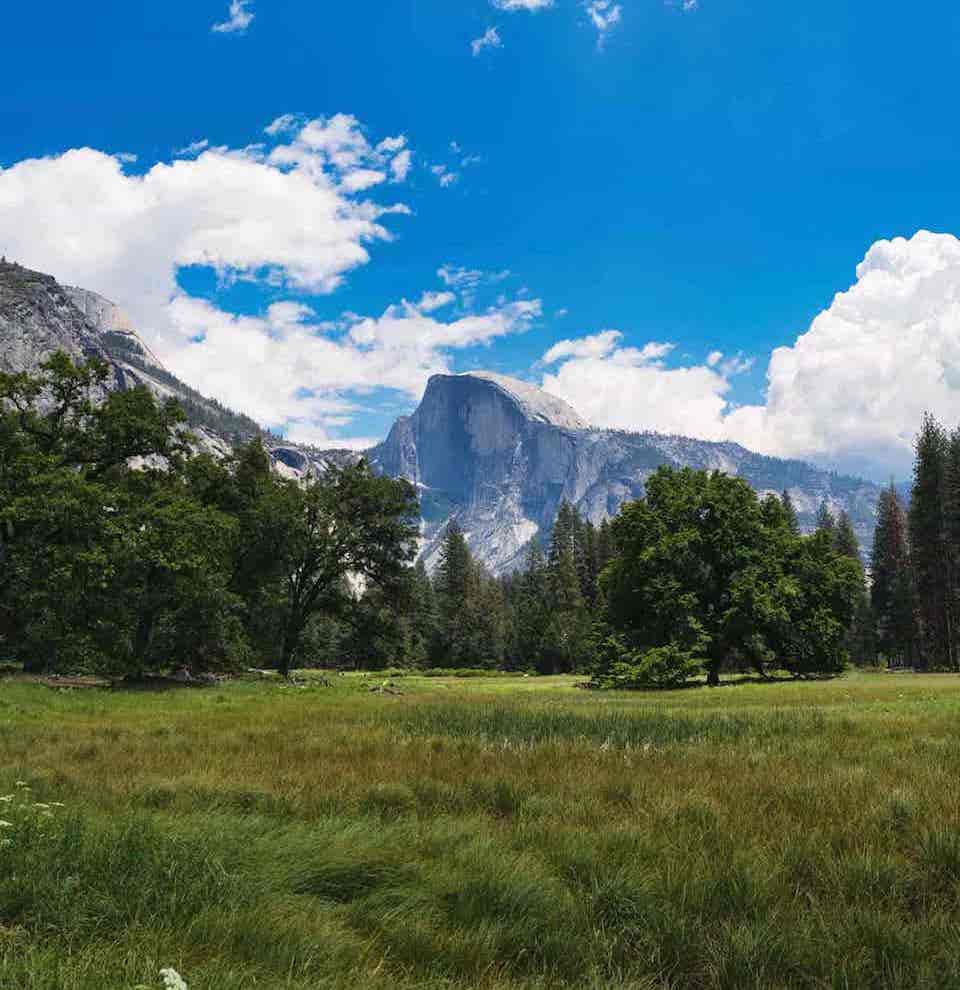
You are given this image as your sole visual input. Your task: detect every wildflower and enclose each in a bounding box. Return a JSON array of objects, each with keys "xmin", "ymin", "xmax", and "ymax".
[
  {"xmin": 33, "ymin": 803, "xmax": 50, "ymax": 810},
  {"xmin": 0, "ymin": 796, "xmax": 13, "ymax": 803},
  {"xmin": 0, "ymin": 821, "xmax": 13, "ymax": 828},
  {"xmin": 14, "ymin": 781, "xmax": 28, "ymax": 788},
  {"xmin": 160, "ymin": 968, "xmax": 188, "ymax": 990}
]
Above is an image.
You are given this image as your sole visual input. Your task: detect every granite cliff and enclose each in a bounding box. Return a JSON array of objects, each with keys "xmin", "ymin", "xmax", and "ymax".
[{"xmin": 368, "ymin": 371, "xmax": 880, "ymax": 573}]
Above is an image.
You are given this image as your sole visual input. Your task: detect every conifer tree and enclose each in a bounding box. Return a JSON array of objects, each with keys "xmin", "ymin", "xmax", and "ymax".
[
  {"xmin": 832, "ymin": 511, "xmax": 873, "ymax": 664},
  {"xmin": 781, "ymin": 489, "xmax": 800, "ymax": 535},
  {"xmin": 542, "ymin": 504, "xmax": 590, "ymax": 673},
  {"xmin": 596, "ymin": 518, "xmax": 615, "ymax": 572},
  {"xmin": 816, "ymin": 499, "xmax": 836, "ymax": 535},
  {"xmin": 909, "ymin": 413, "xmax": 952, "ymax": 669},
  {"xmin": 942, "ymin": 428, "xmax": 960, "ymax": 669},
  {"xmin": 871, "ymin": 484, "xmax": 917, "ymax": 667},
  {"xmin": 515, "ymin": 539, "xmax": 550, "ymax": 668}
]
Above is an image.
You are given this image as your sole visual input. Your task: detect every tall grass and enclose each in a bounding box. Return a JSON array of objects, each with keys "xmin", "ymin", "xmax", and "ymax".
[{"xmin": 3, "ymin": 673, "xmax": 960, "ymax": 988}]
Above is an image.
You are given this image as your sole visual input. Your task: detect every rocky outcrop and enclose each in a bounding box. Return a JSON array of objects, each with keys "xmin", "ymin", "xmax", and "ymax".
[{"xmin": 0, "ymin": 261, "xmax": 113, "ymax": 377}]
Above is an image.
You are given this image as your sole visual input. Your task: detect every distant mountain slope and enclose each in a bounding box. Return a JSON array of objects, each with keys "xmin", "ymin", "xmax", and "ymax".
[
  {"xmin": 369, "ymin": 372, "xmax": 882, "ymax": 573},
  {"xmin": 0, "ymin": 260, "xmax": 883, "ymax": 573}
]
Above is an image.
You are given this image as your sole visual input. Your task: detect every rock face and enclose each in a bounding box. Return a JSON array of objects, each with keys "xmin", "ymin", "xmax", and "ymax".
[
  {"xmin": 1, "ymin": 261, "xmax": 883, "ymax": 573},
  {"xmin": 0, "ymin": 261, "xmax": 114, "ymax": 377},
  {"xmin": 369, "ymin": 372, "xmax": 882, "ymax": 573}
]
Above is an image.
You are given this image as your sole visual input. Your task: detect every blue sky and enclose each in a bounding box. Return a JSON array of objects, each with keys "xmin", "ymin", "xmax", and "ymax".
[{"xmin": 3, "ymin": 0, "xmax": 960, "ymax": 477}]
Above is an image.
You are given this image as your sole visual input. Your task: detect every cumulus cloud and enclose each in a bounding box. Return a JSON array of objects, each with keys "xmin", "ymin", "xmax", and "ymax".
[
  {"xmin": 0, "ymin": 115, "xmax": 426, "ymax": 443},
  {"xmin": 212, "ymin": 0, "xmax": 254, "ymax": 34},
  {"xmin": 541, "ymin": 333, "xmax": 731, "ymax": 439},
  {"xmin": 163, "ymin": 286, "xmax": 541, "ymax": 444},
  {"xmin": 472, "ymin": 27, "xmax": 503, "ymax": 56},
  {"xmin": 542, "ymin": 231, "xmax": 960, "ymax": 479},
  {"xmin": 544, "ymin": 329, "xmax": 621, "ymax": 363},
  {"xmin": 722, "ymin": 230, "xmax": 960, "ymax": 477}
]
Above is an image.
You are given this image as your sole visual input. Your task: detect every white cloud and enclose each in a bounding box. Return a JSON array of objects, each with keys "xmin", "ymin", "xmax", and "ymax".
[
  {"xmin": 541, "ymin": 231, "xmax": 960, "ymax": 479},
  {"xmin": 543, "ymin": 329, "xmax": 625, "ymax": 363},
  {"xmin": 264, "ymin": 114, "xmax": 300, "ymax": 137},
  {"xmin": 390, "ymin": 149, "xmax": 413, "ymax": 182},
  {"xmin": 115, "ymin": 152, "xmax": 138, "ymax": 165},
  {"xmin": 493, "ymin": 0, "xmax": 554, "ymax": 9},
  {"xmin": 437, "ymin": 265, "xmax": 510, "ymax": 291},
  {"xmin": 176, "ymin": 139, "xmax": 210, "ymax": 158},
  {"xmin": 163, "ymin": 286, "xmax": 540, "ymax": 443},
  {"xmin": 585, "ymin": 0, "xmax": 622, "ymax": 44},
  {"xmin": 722, "ymin": 230, "xmax": 960, "ymax": 477},
  {"xmin": 472, "ymin": 27, "xmax": 503, "ymax": 56},
  {"xmin": 0, "ymin": 116, "xmax": 425, "ymax": 443},
  {"xmin": 541, "ymin": 334, "xmax": 731, "ymax": 438},
  {"xmin": 212, "ymin": 0, "xmax": 254, "ymax": 34},
  {"xmin": 417, "ymin": 290, "xmax": 456, "ymax": 313}
]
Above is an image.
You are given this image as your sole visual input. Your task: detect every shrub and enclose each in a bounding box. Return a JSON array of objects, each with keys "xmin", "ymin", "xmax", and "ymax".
[{"xmin": 596, "ymin": 637, "xmax": 702, "ymax": 689}]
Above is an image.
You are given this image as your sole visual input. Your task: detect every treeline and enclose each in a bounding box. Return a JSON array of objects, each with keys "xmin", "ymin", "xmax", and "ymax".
[
  {"xmin": 343, "ymin": 474, "xmax": 869, "ymax": 686},
  {"xmin": 0, "ymin": 355, "xmax": 419, "ymax": 678},
  {"xmin": 0, "ymin": 353, "xmax": 871, "ymax": 686},
  {"xmin": 867, "ymin": 413, "xmax": 960, "ymax": 670}
]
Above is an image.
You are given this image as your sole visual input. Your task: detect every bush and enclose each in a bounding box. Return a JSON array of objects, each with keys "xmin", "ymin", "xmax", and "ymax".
[{"xmin": 596, "ymin": 638, "xmax": 702, "ymax": 690}]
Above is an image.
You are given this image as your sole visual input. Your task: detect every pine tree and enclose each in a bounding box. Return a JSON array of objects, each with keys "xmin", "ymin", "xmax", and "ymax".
[
  {"xmin": 434, "ymin": 522, "xmax": 475, "ymax": 665},
  {"xmin": 833, "ymin": 511, "xmax": 872, "ymax": 664},
  {"xmin": 834, "ymin": 511, "xmax": 861, "ymax": 562},
  {"xmin": 871, "ymin": 484, "xmax": 918, "ymax": 667},
  {"xmin": 781, "ymin": 489, "xmax": 800, "ymax": 535},
  {"xmin": 816, "ymin": 499, "xmax": 836, "ymax": 535},
  {"xmin": 579, "ymin": 519, "xmax": 600, "ymax": 605},
  {"xmin": 942, "ymin": 428, "xmax": 960, "ymax": 669},
  {"xmin": 515, "ymin": 539, "xmax": 550, "ymax": 669},
  {"xmin": 408, "ymin": 559, "xmax": 438, "ymax": 666},
  {"xmin": 596, "ymin": 518, "xmax": 615, "ymax": 572},
  {"xmin": 909, "ymin": 413, "xmax": 952, "ymax": 669},
  {"xmin": 542, "ymin": 505, "xmax": 590, "ymax": 673}
]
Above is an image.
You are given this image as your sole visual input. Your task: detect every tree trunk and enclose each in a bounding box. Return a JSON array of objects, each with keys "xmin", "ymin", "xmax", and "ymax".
[
  {"xmin": 706, "ymin": 661, "xmax": 720, "ymax": 687},
  {"xmin": 132, "ymin": 607, "xmax": 156, "ymax": 676},
  {"xmin": 279, "ymin": 618, "xmax": 302, "ymax": 678}
]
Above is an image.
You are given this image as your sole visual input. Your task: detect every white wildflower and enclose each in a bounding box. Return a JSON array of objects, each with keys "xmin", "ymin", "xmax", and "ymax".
[
  {"xmin": 160, "ymin": 968, "xmax": 188, "ymax": 990},
  {"xmin": 33, "ymin": 803, "xmax": 50, "ymax": 810},
  {"xmin": 0, "ymin": 821, "xmax": 13, "ymax": 828},
  {"xmin": 14, "ymin": 781, "xmax": 28, "ymax": 788},
  {"xmin": 0, "ymin": 795, "xmax": 13, "ymax": 803}
]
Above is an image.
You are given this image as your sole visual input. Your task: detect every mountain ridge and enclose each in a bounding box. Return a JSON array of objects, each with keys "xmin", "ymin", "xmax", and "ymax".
[{"xmin": 0, "ymin": 260, "xmax": 882, "ymax": 573}]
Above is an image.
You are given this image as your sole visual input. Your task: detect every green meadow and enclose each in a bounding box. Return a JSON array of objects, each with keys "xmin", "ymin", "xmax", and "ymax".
[{"xmin": 4, "ymin": 671, "xmax": 960, "ymax": 989}]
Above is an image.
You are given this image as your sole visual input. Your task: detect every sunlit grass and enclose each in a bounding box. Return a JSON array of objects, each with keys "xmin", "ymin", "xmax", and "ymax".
[{"xmin": 4, "ymin": 672, "xmax": 960, "ymax": 987}]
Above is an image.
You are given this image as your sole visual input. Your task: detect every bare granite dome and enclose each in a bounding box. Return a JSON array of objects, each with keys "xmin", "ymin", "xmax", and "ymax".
[{"xmin": 457, "ymin": 371, "xmax": 587, "ymax": 431}]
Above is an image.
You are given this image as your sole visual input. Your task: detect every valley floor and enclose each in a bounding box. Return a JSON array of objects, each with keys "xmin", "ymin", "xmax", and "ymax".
[{"xmin": 3, "ymin": 672, "xmax": 960, "ymax": 988}]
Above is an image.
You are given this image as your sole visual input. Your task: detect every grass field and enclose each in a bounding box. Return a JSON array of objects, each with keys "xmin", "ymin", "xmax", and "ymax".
[{"xmin": 4, "ymin": 671, "xmax": 960, "ymax": 989}]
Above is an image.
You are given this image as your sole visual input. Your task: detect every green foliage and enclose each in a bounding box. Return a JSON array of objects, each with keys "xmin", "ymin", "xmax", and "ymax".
[
  {"xmin": 598, "ymin": 466, "xmax": 861, "ymax": 688},
  {"xmin": 872, "ymin": 483, "xmax": 918, "ymax": 666},
  {"xmin": 0, "ymin": 354, "xmax": 419, "ymax": 678},
  {"xmin": 595, "ymin": 638, "xmax": 702, "ymax": 689},
  {"xmin": 909, "ymin": 413, "xmax": 953, "ymax": 670}
]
